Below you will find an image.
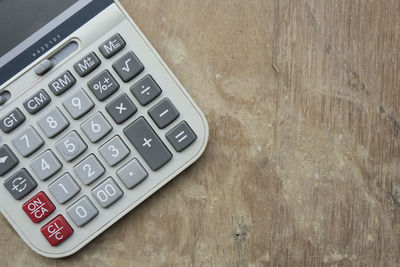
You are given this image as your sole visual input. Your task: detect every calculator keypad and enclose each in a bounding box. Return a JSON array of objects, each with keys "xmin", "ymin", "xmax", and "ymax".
[
  {"xmin": 55, "ymin": 131, "xmax": 87, "ymax": 162},
  {"xmin": 92, "ymin": 177, "xmax": 123, "ymax": 208},
  {"xmin": 48, "ymin": 173, "xmax": 81, "ymax": 204},
  {"xmin": 22, "ymin": 191, "xmax": 55, "ymax": 223},
  {"xmin": 38, "ymin": 107, "xmax": 70, "ymax": 138},
  {"xmin": 12, "ymin": 126, "xmax": 44, "ymax": 157},
  {"xmin": 0, "ymin": 145, "xmax": 19, "ymax": 176},
  {"xmin": 63, "ymin": 89, "xmax": 95, "ymax": 119},
  {"xmin": 112, "ymin": 51, "xmax": 144, "ymax": 82},
  {"xmin": 30, "ymin": 150, "xmax": 63, "ymax": 181},
  {"xmin": 81, "ymin": 112, "xmax": 112, "ymax": 143}
]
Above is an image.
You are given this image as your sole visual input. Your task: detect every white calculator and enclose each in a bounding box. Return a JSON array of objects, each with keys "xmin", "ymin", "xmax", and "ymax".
[{"xmin": 0, "ymin": 0, "xmax": 208, "ymax": 258}]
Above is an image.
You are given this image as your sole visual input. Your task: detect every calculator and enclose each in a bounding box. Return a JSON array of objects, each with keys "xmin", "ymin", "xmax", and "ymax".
[{"xmin": 0, "ymin": 0, "xmax": 208, "ymax": 258}]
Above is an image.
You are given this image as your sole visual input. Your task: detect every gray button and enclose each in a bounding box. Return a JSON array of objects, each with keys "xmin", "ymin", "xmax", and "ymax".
[
  {"xmin": 99, "ymin": 33, "xmax": 126, "ymax": 58},
  {"xmin": 98, "ymin": 135, "xmax": 130, "ymax": 167},
  {"xmin": 148, "ymin": 98, "xmax": 180, "ymax": 129},
  {"xmin": 0, "ymin": 145, "xmax": 19, "ymax": 176},
  {"xmin": 49, "ymin": 173, "xmax": 80, "ymax": 204},
  {"xmin": 74, "ymin": 154, "xmax": 105, "ymax": 185},
  {"xmin": 37, "ymin": 107, "xmax": 70, "ymax": 138},
  {"xmin": 117, "ymin": 159, "xmax": 148, "ymax": 189},
  {"xmin": 48, "ymin": 71, "xmax": 76, "ymax": 96},
  {"xmin": 81, "ymin": 112, "xmax": 112, "ymax": 143},
  {"xmin": 30, "ymin": 150, "xmax": 62, "ymax": 181},
  {"xmin": 23, "ymin": 90, "xmax": 51, "ymax": 114},
  {"xmin": 73, "ymin": 52, "xmax": 101, "ymax": 77},
  {"xmin": 67, "ymin": 196, "xmax": 98, "ymax": 227},
  {"xmin": 166, "ymin": 121, "xmax": 197, "ymax": 152},
  {"xmin": 112, "ymin": 51, "xmax": 144, "ymax": 82},
  {"xmin": 63, "ymin": 89, "xmax": 95, "ymax": 119},
  {"xmin": 0, "ymin": 108, "xmax": 26, "ymax": 134},
  {"xmin": 131, "ymin": 75, "xmax": 162, "ymax": 106},
  {"xmin": 105, "ymin": 93, "xmax": 137, "ymax": 124},
  {"xmin": 12, "ymin": 126, "xmax": 44, "ymax": 157},
  {"xmin": 55, "ymin": 131, "xmax": 87, "ymax": 162},
  {"xmin": 34, "ymin": 59, "xmax": 54, "ymax": 76},
  {"xmin": 4, "ymin": 169, "xmax": 37, "ymax": 200},
  {"xmin": 92, "ymin": 177, "xmax": 123, "ymax": 208},
  {"xmin": 87, "ymin": 70, "xmax": 119, "ymax": 101},
  {"xmin": 124, "ymin": 117, "xmax": 172, "ymax": 171}
]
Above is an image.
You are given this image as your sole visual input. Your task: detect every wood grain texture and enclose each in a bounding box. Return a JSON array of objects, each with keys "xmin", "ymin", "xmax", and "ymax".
[{"xmin": 2, "ymin": 0, "xmax": 400, "ymax": 266}]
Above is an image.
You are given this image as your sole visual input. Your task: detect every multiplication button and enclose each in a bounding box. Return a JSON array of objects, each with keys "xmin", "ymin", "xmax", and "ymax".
[
  {"xmin": 106, "ymin": 93, "xmax": 137, "ymax": 124},
  {"xmin": 0, "ymin": 145, "xmax": 19, "ymax": 176}
]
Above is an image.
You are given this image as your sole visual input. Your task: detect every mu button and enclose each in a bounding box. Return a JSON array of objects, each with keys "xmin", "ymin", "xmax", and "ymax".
[{"xmin": 22, "ymin": 192, "xmax": 55, "ymax": 223}]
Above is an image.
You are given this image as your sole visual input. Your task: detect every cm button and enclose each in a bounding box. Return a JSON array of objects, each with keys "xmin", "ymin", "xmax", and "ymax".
[{"xmin": 23, "ymin": 89, "xmax": 51, "ymax": 115}]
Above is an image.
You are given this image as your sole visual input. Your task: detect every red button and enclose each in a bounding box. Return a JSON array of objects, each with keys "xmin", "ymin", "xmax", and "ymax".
[
  {"xmin": 22, "ymin": 191, "xmax": 55, "ymax": 223},
  {"xmin": 41, "ymin": 215, "xmax": 73, "ymax": 246}
]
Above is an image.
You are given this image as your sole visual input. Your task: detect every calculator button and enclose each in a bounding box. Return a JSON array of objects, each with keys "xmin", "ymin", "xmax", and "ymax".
[
  {"xmin": 0, "ymin": 145, "xmax": 19, "ymax": 176},
  {"xmin": 148, "ymin": 98, "xmax": 180, "ymax": 129},
  {"xmin": 131, "ymin": 75, "xmax": 162, "ymax": 106},
  {"xmin": 124, "ymin": 117, "xmax": 172, "ymax": 171},
  {"xmin": 81, "ymin": 112, "xmax": 112, "ymax": 143},
  {"xmin": 74, "ymin": 154, "xmax": 105, "ymax": 185},
  {"xmin": 0, "ymin": 108, "xmax": 26, "ymax": 134},
  {"xmin": 49, "ymin": 71, "xmax": 76, "ymax": 96},
  {"xmin": 87, "ymin": 70, "xmax": 120, "ymax": 101},
  {"xmin": 63, "ymin": 89, "xmax": 95, "ymax": 119},
  {"xmin": 106, "ymin": 93, "xmax": 137, "ymax": 124},
  {"xmin": 4, "ymin": 169, "xmax": 37, "ymax": 200},
  {"xmin": 30, "ymin": 150, "xmax": 62, "ymax": 181},
  {"xmin": 23, "ymin": 89, "xmax": 51, "ymax": 114},
  {"xmin": 55, "ymin": 131, "xmax": 87, "ymax": 162},
  {"xmin": 166, "ymin": 121, "xmax": 197, "ymax": 152},
  {"xmin": 73, "ymin": 52, "xmax": 101, "ymax": 77},
  {"xmin": 92, "ymin": 177, "xmax": 123, "ymax": 208},
  {"xmin": 12, "ymin": 126, "xmax": 44, "ymax": 157},
  {"xmin": 117, "ymin": 159, "xmax": 148, "ymax": 189},
  {"xmin": 98, "ymin": 136, "xmax": 130, "ymax": 167},
  {"xmin": 37, "ymin": 107, "xmax": 70, "ymax": 138},
  {"xmin": 99, "ymin": 33, "xmax": 126, "ymax": 58},
  {"xmin": 41, "ymin": 215, "xmax": 73, "ymax": 246},
  {"xmin": 112, "ymin": 51, "xmax": 144, "ymax": 82},
  {"xmin": 67, "ymin": 196, "xmax": 98, "ymax": 227},
  {"xmin": 48, "ymin": 173, "xmax": 80, "ymax": 204},
  {"xmin": 22, "ymin": 192, "xmax": 55, "ymax": 223}
]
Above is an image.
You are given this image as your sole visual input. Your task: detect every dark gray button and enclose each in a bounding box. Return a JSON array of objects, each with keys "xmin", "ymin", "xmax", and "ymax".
[
  {"xmin": 99, "ymin": 34, "xmax": 126, "ymax": 58},
  {"xmin": 166, "ymin": 121, "xmax": 197, "ymax": 152},
  {"xmin": 4, "ymin": 169, "xmax": 37, "ymax": 200},
  {"xmin": 23, "ymin": 90, "xmax": 51, "ymax": 114},
  {"xmin": 124, "ymin": 117, "xmax": 172, "ymax": 171},
  {"xmin": 112, "ymin": 51, "xmax": 144, "ymax": 82},
  {"xmin": 0, "ymin": 145, "xmax": 19, "ymax": 176},
  {"xmin": 106, "ymin": 93, "xmax": 137, "ymax": 124},
  {"xmin": 117, "ymin": 159, "xmax": 148, "ymax": 189},
  {"xmin": 87, "ymin": 70, "xmax": 119, "ymax": 101},
  {"xmin": 49, "ymin": 71, "xmax": 76, "ymax": 96},
  {"xmin": 148, "ymin": 98, "xmax": 180, "ymax": 129},
  {"xmin": 131, "ymin": 75, "xmax": 162, "ymax": 106},
  {"xmin": 0, "ymin": 108, "xmax": 25, "ymax": 133},
  {"xmin": 73, "ymin": 52, "xmax": 101, "ymax": 77},
  {"xmin": 34, "ymin": 59, "xmax": 54, "ymax": 75},
  {"xmin": 67, "ymin": 196, "xmax": 98, "ymax": 227}
]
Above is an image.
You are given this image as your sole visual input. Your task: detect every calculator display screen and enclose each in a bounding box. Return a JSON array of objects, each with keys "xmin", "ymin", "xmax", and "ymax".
[{"xmin": 0, "ymin": 0, "xmax": 113, "ymax": 86}]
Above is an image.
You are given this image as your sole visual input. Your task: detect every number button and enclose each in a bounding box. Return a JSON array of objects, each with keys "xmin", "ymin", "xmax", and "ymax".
[
  {"xmin": 22, "ymin": 192, "xmax": 55, "ymax": 223},
  {"xmin": 48, "ymin": 173, "xmax": 80, "ymax": 204},
  {"xmin": 74, "ymin": 154, "xmax": 105, "ymax": 185},
  {"xmin": 30, "ymin": 150, "xmax": 62, "ymax": 181},
  {"xmin": 98, "ymin": 135, "xmax": 130, "ymax": 167},
  {"xmin": 81, "ymin": 112, "xmax": 112, "ymax": 143},
  {"xmin": 4, "ymin": 169, "xmax": 37, "ymax": 200},
  {"xmin": 92, "ymin": 177, "xmax": 123, "ymax": 208},
  {"xmin": 63, "ymin": 89, "xmax": 94, "ymax": 119},
  {"xmin": 41, "ymin": 215, "xmax": 73, "ymax": 246},
  {"xmin": 67, "ymin": 196, "xmax": 98, "ymax": 227},
  {"xmin": 12, "ymin": 126, "xmax": 44, "ymax": 157},
  {"xmin": 37, "ymin": 107, "xmax": 70, "ymax": 138},
  {"xmin": 55, "ymin": 131, "xmax": 87, "ymax": 162}
]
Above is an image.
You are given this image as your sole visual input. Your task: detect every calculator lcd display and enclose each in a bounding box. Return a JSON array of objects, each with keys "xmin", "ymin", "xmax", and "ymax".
[{"xmin": 0, "ymin": 0, "xmax": 114, "ymax": 87}]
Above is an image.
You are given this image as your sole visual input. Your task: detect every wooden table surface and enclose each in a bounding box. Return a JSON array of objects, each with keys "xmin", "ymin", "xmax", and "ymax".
[{"xmin": 3, "ymin": 0, "xmax": 400, "ymax": 266}]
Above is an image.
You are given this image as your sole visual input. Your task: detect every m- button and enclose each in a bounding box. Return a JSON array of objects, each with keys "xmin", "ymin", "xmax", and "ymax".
[{"xmin": 99, "ymin": 33, "xmax": 126, "ymax": 58}]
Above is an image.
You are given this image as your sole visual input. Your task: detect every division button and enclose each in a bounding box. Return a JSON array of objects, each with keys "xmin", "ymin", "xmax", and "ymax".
[
  {"xmin": 112, "ymin": 51, "xmax": 144, "ymax": 82},
  {"xmin": 22, "ymin": 191, "xmax": 55, "ymax": 223},
  {"xmin": 12, "ymin": 126, "xmax": 44, "ymax": 157},
  {"xmin": 4, "ymin": 169, "xmax": 37, "ymax": 200},
  {"xmin": 124, "ymin": 117, "xmax": 172, "ymax": 171},
  {"xmin": 148, "ymin": 98, "xmax": 180, "ymax": 129},
  {"xmin": 48, "ymin": 71, "xmax": 76, "ymax": 96},
  {"xmin": 166, "ymin": 121, "xmax": 197, "ymax": 152},
  {"xmin": 23, "ymin": 89, "xmax": 51, "ymax": 114},
  {"xmin": 106, "ymin": 93, "xmax": 137, "ymax": 124},
  {"xmin": 0, "ymin": 145, "xmax": 19, "ymax": 176},
  {"xmin": 73, "ymin": 51, "xmax": 101, "ymax": 77},
  {"xmin": 0, "ymin": 108, "xmax": 26, "ymax": 134},
  {"xmin": 30, "ymin": 150, "xmax": 63, "ymax": 181},
  {"xmin": 67, "ymin": 196, "xmax": 98, "ymax": 227},
  {"xmin": 117, "ymin": 159, "xmax": 148, "ymax": 189},
  {"xmin": 87, "ymin": 70, "xmax": 119, "ymax": 101},
  {"xmin": 98, "ymin": 33, "xmax": 126, "ymax": 58},
  {"xmin": 131, "ymin": 75, "xmax": 162, "ymax": 106},
  {"xmin": 41, "ymin": 215, "xmax": 74, "ymax": 246}
]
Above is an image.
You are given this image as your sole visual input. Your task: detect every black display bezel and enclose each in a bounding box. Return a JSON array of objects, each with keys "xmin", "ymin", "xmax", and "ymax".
[{"xmin": 0, "ymin": 0, "xmax": 114, "ymax": 87}]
